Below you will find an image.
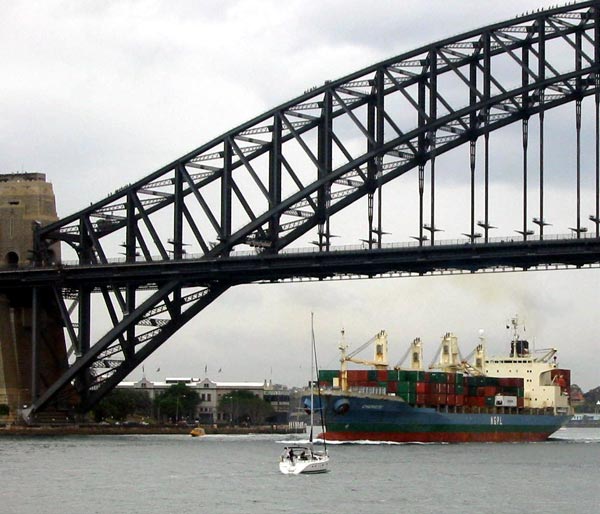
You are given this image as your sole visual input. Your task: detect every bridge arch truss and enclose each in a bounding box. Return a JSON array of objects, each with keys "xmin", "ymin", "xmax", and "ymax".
[{"xmin": 18, "ymin": 1, "xmax": 600, "ymax": 417}]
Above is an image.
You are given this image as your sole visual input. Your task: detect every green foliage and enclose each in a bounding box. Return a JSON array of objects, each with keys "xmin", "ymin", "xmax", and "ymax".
[
  {"xmin": 583, "ymin": 386, "xmax": 600, "ymax": 411},
  {"xmin": 0, "ymin": 404, "xmax": 9, "ymax": 416},
  {"xmin": 93, "ymin": 389, "xmax": 152, "ymax": 422},
  {"xmin": 218, "ymin": 390, "xmax": 274, "ymax": 425},
  {"xmin": 154, "ymin": 383, "xmax": 200, "ymax": 422}
]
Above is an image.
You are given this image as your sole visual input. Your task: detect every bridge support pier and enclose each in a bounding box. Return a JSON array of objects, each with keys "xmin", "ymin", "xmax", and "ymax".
[{"xmin": 0, "ymin": 173, "xmax": 69, "ymax": 423}]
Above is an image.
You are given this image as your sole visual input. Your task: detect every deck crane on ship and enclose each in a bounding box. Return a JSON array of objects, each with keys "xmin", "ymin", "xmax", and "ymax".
[
  {"xmin": 393, "ymin": 338, "xmax": 425, "ymax": 371},
  {"xmin": 338, "ymin": 329, "xmax": 388, "ymax": 391}
]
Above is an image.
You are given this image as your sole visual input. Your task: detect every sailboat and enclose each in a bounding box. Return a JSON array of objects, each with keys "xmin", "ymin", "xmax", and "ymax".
[{"xmin": 279, "ymin": 314, "xmax": 330, "ymax": 475}]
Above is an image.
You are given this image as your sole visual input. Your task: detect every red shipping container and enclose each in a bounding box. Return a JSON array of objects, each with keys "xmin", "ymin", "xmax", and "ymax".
[
  {"xmin": 447, "ymin": 373, "xmax": 455, "ymax": 384},
  {"xmin": 455, "ymin": 394, "xmax": 464, "ymax": 406},
  {"xmin": 416, "ymin": 394, "xmax": 427, "ymax": 405},
  {"xmin": 424, "ymin": 372, "xmax": 432, "ymax": 383},
  {"xmin": 428, "ymin": 394, "xmax": 445, "ymax": 405},
  {"xmin": 377, "ymin": 370, "xmax": 388, "ymax": 381},
  {"xmin": 386, "ymin": 382, "xmax": 397, "ymax": 393},
  {"xmin": 484, "ymin": 386, "xmax": 497, "ymax": 396},
  {"xmin": 447, "ymin": 394, "xmax": 456, "ymax": 406},
  {"xmin": 349, "ymin": 381, "xmax": 371, "ymax": 388},
  {"xmin": 416, "ymin": 382, "xmax": 430, "ymax": 394},
  {"xmin": 469, "ymin": 396, "xmax": 478, "ymax": 406},
  {"xmin": 517, "ymin": 397, "xmax": 524, "ymax": 408},
  {"xmin": 356, "ymin": 370, "xmax": 369, "ymax": 381},
  {"xmin": 348, "ymin": 370, "xmax": 369, "ymax": 381}
]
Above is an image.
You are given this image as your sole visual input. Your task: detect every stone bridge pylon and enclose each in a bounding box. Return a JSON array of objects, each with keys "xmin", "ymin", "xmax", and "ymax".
[{"xmin": 0, "ymin": 173, "xmax": 68, "ymax": 422}]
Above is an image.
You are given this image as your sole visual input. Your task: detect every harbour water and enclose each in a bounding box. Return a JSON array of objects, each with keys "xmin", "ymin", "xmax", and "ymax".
[{"xmin": 1, "ymin": 427, "xmax": 598, "ymax": 514}]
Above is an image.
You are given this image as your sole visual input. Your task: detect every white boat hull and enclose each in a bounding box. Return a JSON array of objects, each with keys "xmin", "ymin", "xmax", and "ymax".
[{"xmin": 279, "ymin": 447, "xmax": 329, "ymax": 475}]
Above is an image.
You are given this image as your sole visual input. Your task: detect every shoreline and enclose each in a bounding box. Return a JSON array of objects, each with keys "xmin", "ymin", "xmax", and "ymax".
[{"xmin": 0, "ymin": 424, "xmax": 303, "ymax": 437}]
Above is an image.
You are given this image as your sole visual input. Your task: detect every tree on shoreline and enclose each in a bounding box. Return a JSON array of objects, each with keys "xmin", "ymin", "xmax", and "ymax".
[
  {"xmin": 93, "ymin": 389, "xmax": 152, "ymax": 422},
  {"xmin": 218, "ymin": 390, "xmax": 274, "ymax": 425},
  {"xmin": 154, "ymin": 383, "xmax": 200, "ymax": 423}
]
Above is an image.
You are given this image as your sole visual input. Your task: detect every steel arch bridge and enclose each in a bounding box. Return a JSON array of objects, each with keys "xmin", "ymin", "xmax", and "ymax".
[{"xmin": 6, "ymin": 1, "xmax": 600, "ymax": 419}]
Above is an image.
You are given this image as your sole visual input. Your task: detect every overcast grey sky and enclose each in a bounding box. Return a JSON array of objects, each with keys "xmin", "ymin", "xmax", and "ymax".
[{"xmin": 1, "ymin": 1, "xmax": 599, "ymax": 390}]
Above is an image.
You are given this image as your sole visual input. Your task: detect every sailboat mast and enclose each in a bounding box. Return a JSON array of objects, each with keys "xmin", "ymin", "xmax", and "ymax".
[
  {"xmin": 310, "ymin": 312, "xmax": 315, "ymax": 442},
  {"xmin": 311, "ymin": 313, "xmax": 328, "ymax": 454}
]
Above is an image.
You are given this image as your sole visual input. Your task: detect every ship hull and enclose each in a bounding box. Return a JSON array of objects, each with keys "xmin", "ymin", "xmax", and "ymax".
[{"xmin": 310, "ymin": 393, "xmax": 571, "ymax": 443}]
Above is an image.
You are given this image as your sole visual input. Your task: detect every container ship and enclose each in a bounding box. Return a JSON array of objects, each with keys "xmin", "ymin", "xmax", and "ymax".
[{"xmin": 304, "ymin": 318, "xmax": 572, "ymax": 443}]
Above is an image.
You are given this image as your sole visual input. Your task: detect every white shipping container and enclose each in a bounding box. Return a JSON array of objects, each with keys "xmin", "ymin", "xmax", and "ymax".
[{"xmin": 495, "ymin": 395, "xmax": 517, "ymax": 407}]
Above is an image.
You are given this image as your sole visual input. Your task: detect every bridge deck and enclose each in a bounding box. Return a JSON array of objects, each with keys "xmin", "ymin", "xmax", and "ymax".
[{"xmin": 1, "ymin": 236, "xmax": 599, "ymax": 290}]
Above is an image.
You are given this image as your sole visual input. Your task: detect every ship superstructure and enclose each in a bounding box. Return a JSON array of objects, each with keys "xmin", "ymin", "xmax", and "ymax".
[{"xmin": 483, "ymin": 318, "xmax": 570, "ymax": 413}]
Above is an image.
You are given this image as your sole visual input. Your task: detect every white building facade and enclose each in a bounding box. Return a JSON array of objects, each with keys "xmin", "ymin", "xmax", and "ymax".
[{"xmin": 118, "ymin": 376, "xmax": 290, "ymax": 424}]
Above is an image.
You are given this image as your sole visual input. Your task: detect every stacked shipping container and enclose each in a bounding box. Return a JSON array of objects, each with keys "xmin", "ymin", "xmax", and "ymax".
[{"xmin": 318, "ymin": 369, "xmax": 526, "ymax": 408}]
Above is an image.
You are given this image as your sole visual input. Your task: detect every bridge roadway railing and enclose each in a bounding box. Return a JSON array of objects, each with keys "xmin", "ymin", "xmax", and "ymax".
[
  {"xmin": 1, "ymin": 234, "xmax": 599, "ymax": 290},
  {"xmin": 57, "ymin": 231, "xmax": 600, "ymax": 265}
]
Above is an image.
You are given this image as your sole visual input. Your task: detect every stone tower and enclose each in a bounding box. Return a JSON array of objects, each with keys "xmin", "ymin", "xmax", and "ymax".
[{"xmin": 0, "ymin": 173, "xmax": 68, "ymax": 422}]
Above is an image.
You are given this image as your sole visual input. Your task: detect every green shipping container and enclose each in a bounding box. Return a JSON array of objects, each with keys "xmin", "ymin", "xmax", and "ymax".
[
  {"xmin": 484, "ymin": 376, "xmax": 499, "ymax": 386},
  {"xmin": 367, "ymin": 370, "xmax": 378, "ymax": 381},
  {"xmin": 468, "ymin": 376, "xmax": 487, "ymax": 386},
  {"xmin": 429, "ymin": 372, "xmax": 448, "ymax": 384},
  {"xmin": 398, "ymin": 392, "xmax": 416, "ymax": 404},
  {"xmin": 405, "ymin": 370, "xmax": 425, "ymax": 382},
  {"xmin": 465, "ymin": 376, "xmax": 478, "ymax": 387},
  {"xmin": 318, "ymin": 370, "xmax": 339, "ymax": 381},
  {"xmin": 396, "ymin": 381, "xmax": 414, "ymax": 394},
  {"xmin": 387, "ymin": 369, "xmax": 400, "ymax": 381}
]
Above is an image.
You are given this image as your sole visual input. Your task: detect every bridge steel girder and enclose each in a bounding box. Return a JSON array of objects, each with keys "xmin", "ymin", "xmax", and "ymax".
[
  {"xmin": 2, "ymin": 237, "xmax": 600, "ymax": 290},
  {"xmin": 4, "ymin": 2, "xmax": 600, "ymax": 419}
]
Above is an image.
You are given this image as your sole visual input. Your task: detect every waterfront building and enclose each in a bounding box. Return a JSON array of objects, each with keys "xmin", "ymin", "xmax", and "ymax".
[{"xmin": 117, "ymin": 376, "xmax": 290, "ymax": 424}]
